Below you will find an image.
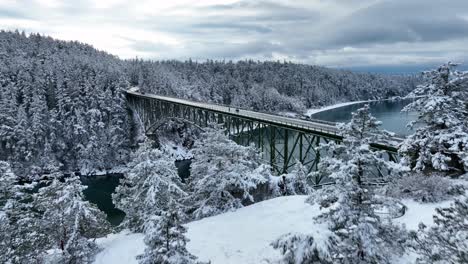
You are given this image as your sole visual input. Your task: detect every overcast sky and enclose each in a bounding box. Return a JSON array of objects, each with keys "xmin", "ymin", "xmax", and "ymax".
[{"xmin": 1, "ymin": 0, "xmax": 468, "ymax": 72}]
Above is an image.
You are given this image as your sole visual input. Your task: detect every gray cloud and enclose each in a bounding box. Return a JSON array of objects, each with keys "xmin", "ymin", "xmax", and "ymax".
[
  {"xmin": 1, "ymin": 0, "xmax": 468, "ymax": 70},
  {"xmin": 313, "ymin": 0, "xmax": 468, "ymax": 48},
  {"xmin": 191, "ymin": 23, "xmax": 273, "ymax": 34},
  {"xmin": 0, "ymin": 7, "xmax": 31, "ymax": 19}
]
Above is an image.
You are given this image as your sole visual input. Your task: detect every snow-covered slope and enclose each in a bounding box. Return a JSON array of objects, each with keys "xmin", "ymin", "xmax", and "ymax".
[
  {"xmin": 93, "ymin": 195, "xmax": 455, "ymax": 264},
  {"xmin": 94, "ymin": 231, "xmax": 145, "ymax": 264},
  {"xmin": 93, "ymin": 196, "xmax": 323, "ymax": 264},
  {"xmin": 186, "ymin": 195, "xmax": 326, "ymax": 264}
]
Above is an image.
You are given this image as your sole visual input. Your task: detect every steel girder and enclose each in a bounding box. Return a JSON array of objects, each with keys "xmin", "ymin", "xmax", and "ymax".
[{"xmin": 126, "ymin": 94, "xmax": 400, "ymax": 184}]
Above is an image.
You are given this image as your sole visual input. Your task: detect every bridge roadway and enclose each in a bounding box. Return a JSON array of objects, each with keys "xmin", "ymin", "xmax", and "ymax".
[{"xmin": 126, "ymin": 91, "xmax": 403, "ymax": 151}]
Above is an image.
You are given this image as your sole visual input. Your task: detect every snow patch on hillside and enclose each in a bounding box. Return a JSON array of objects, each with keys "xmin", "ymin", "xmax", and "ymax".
[
  {"xmin": 395, "ymin": 199, "xmax": 453, "ymax": 230},
  {"xmin": 94, "ymin": 231, "xmax": 144, "ymax": 264},
  {"xmin": 186, "ymin": 195, "xmax": 325, "ymax": 264}
]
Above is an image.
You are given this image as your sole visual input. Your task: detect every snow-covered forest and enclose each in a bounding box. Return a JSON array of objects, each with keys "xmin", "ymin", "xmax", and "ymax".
[
  {"xmin": 130, "ymin": 59, "xmax": 420, "ymax": 112},
  {"xmin": 1, "ymin": 30, "xmax": 468, "ymax": 264},
  {"xmin": 0, "ymin": 31, "xmax": 131, "ymax": 177},
  {"xmin": 1, "ymin": 31, "xmax": 419, "ymax": 177}
]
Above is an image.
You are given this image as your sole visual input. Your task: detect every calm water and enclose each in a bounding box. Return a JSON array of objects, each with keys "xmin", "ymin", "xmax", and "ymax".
[
  {"xmin": 311, "ymin": 99, "xmax": 417, "ymax": 136},
  {"xmin": 81, "ymin": 175, "xmax": 125, "ymax": 226}
]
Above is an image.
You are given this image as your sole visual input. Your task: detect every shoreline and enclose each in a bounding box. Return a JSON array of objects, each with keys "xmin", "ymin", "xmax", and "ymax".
[
  {"xmin": 304, "ymin": 95, "xmax": 421, "ymax": 117},
  {"xmin": 305, "ymin": 100, "xmax": 369, "ymax": 116}
]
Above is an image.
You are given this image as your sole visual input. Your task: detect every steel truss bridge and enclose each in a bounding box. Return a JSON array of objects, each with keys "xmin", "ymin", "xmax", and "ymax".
[{"xmin": 126, "ymin": 91, "xmax": 402, "ymax": 184}]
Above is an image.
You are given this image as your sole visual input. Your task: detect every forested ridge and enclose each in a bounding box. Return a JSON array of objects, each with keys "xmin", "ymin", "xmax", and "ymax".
[
  {"xmin": 0, "ymin": 31, "xmax": 419, "ymax": 176},
  {"xmin": 130, "ymin": 58, "xmax": 420, "ymax": 112}
]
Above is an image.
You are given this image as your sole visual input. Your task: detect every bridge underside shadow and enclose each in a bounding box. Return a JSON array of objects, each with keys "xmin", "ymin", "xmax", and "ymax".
[{"xmin": 127, "ymin": 93, "xmax": 399, "ymax": 185}]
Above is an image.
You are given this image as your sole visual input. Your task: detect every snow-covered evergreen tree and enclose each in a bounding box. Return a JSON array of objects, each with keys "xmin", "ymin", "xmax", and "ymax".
[
  {"xmin": 409, "ymin": 195, "xmax": 468, "ymax": 264},
  {"xmin": 187, "ymin": 127, "xmax": 270, "ymax": 219},
  {"xmin": 35, "ymin": 174, "xmax": 111, "ymax": 263},
  {"xmin": 138, "ymin": 199, "xmax": 199, "ymax": 264},
  {"xmin": 273, "ymin": 105, "xmax": 407, "ymax": 263},
  {"xmin": 0, "ymin": 161, "xmax": 48, "ymax": 263},
  {"xmin": 113, "ymin": 140, "xmax": 187, "ymax": 232},
  {"xmin": 400, "ymin": 63, "xmax": 468, "ymax": 174}
]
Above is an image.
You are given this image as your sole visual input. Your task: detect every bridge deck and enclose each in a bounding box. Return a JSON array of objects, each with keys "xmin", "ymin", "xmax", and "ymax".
[{"xmin": 126, "ymin": 91, "xmax": 403, "ymax": 150}]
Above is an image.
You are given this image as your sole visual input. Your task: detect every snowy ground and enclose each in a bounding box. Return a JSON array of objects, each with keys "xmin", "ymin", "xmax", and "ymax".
[
  {"xmin": 186, "ymin": 196, "xmax": 328, "ymax": 264},
  {"xmin": 93, "ymin": 196, "xmax": 325, "ymax": 264},
  {"xmin": 395, "ymin": 199, "xmax": 453, "ymax": 230},
  {"xmin": 93, "ymin": 195, "xmax": 458, "ymax": 264},
  {"xmin": 94, "ymin": 231, "xmax": 145, "ymax": 264}
]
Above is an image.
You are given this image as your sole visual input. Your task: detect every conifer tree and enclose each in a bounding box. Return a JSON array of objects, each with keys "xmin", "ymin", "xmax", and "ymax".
[
  {"xmin": 400, "ymin": 63, "xmax": 468, "ymax": 174},
  {"xmin": 273, "ymin": 105, "xmax": 407, "ymax": 263},
  {"xmin": 113, "ymin": 140, "xmax": 186, "ymax": 231},
  {"xmin": 35, "ymin": 174, "xmax": 111, "ymax": 263},
  {"xmin": 187, "ymin": 127, "xmax": 270, "ymax": 219},
  {"xmin": 138, "ymin": 199, "xmax": 199, "ymax": 264},
  {"xmin": 0, "ymin": 161, "xmax": 48, "ymax": 263},
  {"xmin": 409, "ymin": 195, "xmax": 468, "ymax": 264}
]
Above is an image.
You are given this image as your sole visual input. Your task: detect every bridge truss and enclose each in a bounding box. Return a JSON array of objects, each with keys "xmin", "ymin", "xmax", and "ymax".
[{"xmin": 127, "ymin": 92, "xmax": 400, "ymax": 184}]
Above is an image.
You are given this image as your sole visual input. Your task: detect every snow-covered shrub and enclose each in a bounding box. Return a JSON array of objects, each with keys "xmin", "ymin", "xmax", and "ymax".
[
  {"xmin": 409, "ymin": 195, "xmax": 468, "ymax": 263},
  {"xmin": 400, "ymin": 63, "xmax": 468, "ymax": 174},
  {"xmin": 113, "ymin": 140, "xmax": 187, "ymax": 232},
  {"xmin": 271, "ymin": 233, "xmax": 332, "ymax": 264},
  {"xmin": 385, "ymin": 173, "xmax": 465, "ymax": 203},
  {"xmin": 187, "ymin": 127, "xmax": 271, "ymax": 220},
  {"xmin": 268, "ymin": 163, "xmax": 314, "ymax": 197}
]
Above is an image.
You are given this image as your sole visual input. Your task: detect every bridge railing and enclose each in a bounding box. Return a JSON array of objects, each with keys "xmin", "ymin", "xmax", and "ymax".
[
  {"xmin": 128, "ymin": 91, "xmax": 342, "ymax": 136},
  {"xmin": 200, "ymin": 102, "xmax": 341, "ymax": 136},
  {"xmin": 127, "ymin": 91, "xmax": 403, "ymax": 148}
]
